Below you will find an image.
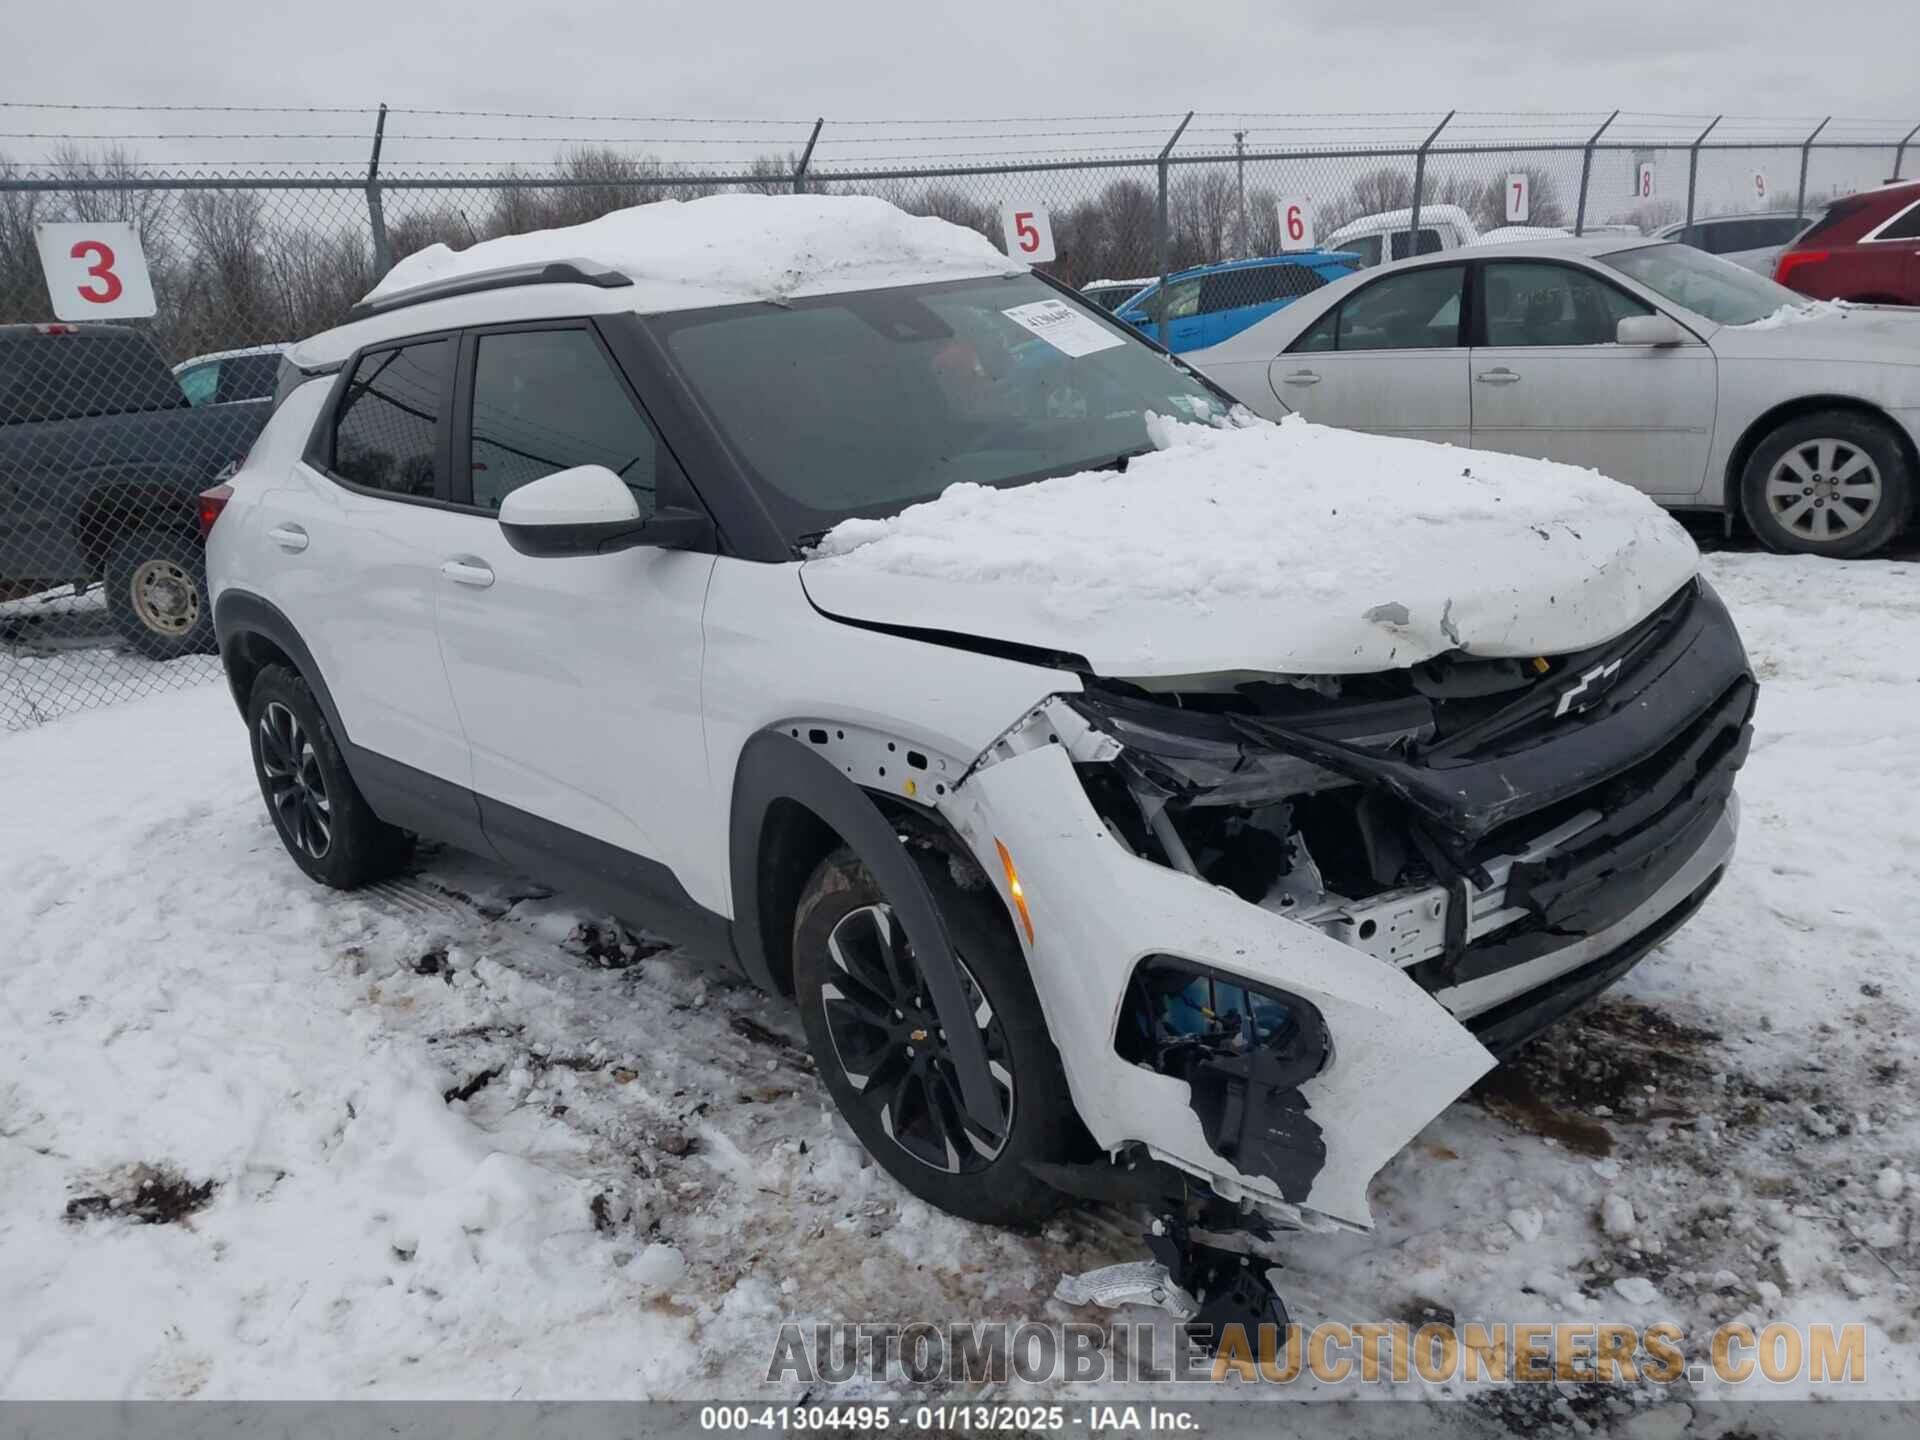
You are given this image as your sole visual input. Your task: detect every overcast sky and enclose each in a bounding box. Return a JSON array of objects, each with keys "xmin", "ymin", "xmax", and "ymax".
[{"xmin": 7, "ymin": 0, "xmax": 1915, "ymax": 158}]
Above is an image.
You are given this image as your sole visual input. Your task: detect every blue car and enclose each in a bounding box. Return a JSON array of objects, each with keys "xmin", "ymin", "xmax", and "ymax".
[{"xmin": 1116, "ymin": 252, "xmax": 1358, "ymax": 353}]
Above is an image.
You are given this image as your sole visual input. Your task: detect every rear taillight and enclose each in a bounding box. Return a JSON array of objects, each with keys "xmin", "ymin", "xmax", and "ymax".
[
  {"xmin": 197, "ymin": 483, "xmax": 233, "ymax": 539},
  {"xmin": 1775, "ymin": 250, "xmax": 1830, "ymax": 286}
]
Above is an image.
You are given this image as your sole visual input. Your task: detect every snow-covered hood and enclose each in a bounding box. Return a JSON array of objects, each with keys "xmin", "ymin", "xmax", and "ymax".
[
  {"xmin": 1715, "ymin": 302, "xmax": 1920, "ymax": 366},
  {"xmin": 801, "ymin": 416, "xmax": 1701, "ymax": 680}
]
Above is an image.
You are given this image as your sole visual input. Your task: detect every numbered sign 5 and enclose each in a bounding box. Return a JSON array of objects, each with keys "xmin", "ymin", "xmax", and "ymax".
[
  {"xmin": 1276, "ymin": 197, "xmax": 1316, "ymax": 252},
  {"xmin": 1504, "ymin": 173, "xmax": 1531, "ymax": 224},
  {"xmin": 1000, "ymin": 204, "xmax": 1056, "ymax": 264},
  {"xmin": 1637, "ymin": 162, "xmax": 1656, "ymax": 200},
  {"xmin": 35, "ymin": 222, "xmax": 158, "ymax": 321},
  {"xmin": 1752, "ymin": 170, "xmax": 1769, "ymax": 203}
]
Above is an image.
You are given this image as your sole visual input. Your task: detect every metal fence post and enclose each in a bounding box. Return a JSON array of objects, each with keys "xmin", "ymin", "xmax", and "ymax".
[
  {"xmin": 1408, "ymin": 110, "xmax": 1453, "ymax": 256},
  {"xmin": 1573, "ymin": 109, "xmax": 1619, "ymax": 236},
  {"xmin": 1795, "ymin": 116, "xmax": 1831, "ymax": 220},
  {"xmin": 793, "ymin": 118, "xmax": 824, "ymax": 195},
  {"xmin": 1155, "ymin": 111, "xmax": 1193, "ymax": 350},
  {"xmin": 1684, "ymin": 115, "xmax": 1721, "ymax": 231},
  {"xmin": 366, "ymin": 103, "xmax": 392, "ymax": 277},
  {"xmin": 1234, "ymin": 129, "xmax": 1247, "ymax": 258},
  {"xmin": 1893, "ymin": 120, "xmax": 1920, "ymax": 179}
]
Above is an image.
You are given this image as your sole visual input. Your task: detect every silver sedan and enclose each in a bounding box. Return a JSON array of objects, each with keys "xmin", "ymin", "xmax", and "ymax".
[{"xmin": 1188, "ymin": 237, "xmax": 1920, "ymax": 557}]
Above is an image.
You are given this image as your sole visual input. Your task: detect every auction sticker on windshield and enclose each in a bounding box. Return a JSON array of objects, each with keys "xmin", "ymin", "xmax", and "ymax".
[{"xmin": 1002, "ymin": 299, "xmax": 1126, "ymax": 357}]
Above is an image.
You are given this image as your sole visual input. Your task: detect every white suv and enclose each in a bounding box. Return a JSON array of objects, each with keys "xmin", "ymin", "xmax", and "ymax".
[{"xmin": 205, "ymin": 196, "xmax": 1751, "ymax": 1321}]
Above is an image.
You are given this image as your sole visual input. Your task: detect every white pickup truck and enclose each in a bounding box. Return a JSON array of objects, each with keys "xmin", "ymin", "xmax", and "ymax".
[{"xmin": 1324, "ymin": 204, "xmax": 1636, "ymax": 268}]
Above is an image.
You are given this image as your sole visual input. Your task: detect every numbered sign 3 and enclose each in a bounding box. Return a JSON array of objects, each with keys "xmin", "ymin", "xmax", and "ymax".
[
  {"xmin": 1276, "ymin": 197, "xmax": 1316, "ymax": 252},
  {"xmin": 1637, "ymin": 162, "xmax": 1656, "ymax": 200},
  {"xmin": 1000, "ymin": 204, "xmax": 1056, "ymax": 264},
  {"xmin": 1504, "ymin": 173, "xmax": 1531, "ymax": 224},
  {"xmin": 35, "ymin": 222, "xmax": 158, "ymax": 321}
]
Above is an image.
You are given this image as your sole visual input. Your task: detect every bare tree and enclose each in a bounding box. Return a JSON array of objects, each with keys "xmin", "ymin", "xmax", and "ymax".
[{"xmin": 1170, "ymin": 170, "xmax": 1238, "ymax": 267}]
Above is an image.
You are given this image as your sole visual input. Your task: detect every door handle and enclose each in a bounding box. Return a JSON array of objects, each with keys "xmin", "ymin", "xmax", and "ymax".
[
  {"xmin": 1281, "ymin": 369, "xmax": 1321, "ymax": 386},
  {"xmin": 266, "ymin": 524, "xmax": 308, "ymax": 553},
  {"xmin": 439, "ymin": 559, "xmax": 495, "ymax": 589},
  {"xmin": 1475, "ymin": 368, "xmax": 1520, "ymax": 385}
]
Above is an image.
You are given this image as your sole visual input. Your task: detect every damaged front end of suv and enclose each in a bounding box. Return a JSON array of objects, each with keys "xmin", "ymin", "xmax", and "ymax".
[{"xmin": 935, "ymin": 576, "xmax": 1751, "ymax": 1328}]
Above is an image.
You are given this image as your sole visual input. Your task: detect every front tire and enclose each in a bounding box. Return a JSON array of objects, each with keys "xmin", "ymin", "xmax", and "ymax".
[
  {"xmin": 793, "ymin": 845, "xmax": 1077, "ymax": 1227},
  {"xmin": 105, "ymin": 529, "xmax": 216, "ymax": 659},
  {"xmin": 1740, "ymin": 412, "xmax": 1910, "ymax": 558},
  {"xmin": 246, "ymin": 664, "xmax": 412, "ymax": 888}
]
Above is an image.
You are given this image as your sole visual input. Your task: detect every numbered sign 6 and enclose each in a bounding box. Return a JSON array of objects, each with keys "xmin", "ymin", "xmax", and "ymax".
[
  {"xmin": 1752, "ymin": 170, "xmax": 1769, "ymax": 203},
  {"xmin": 35, "ymin": 222, "xmax": 158, "ymax": 321},
  {"xmin": 1504, "ymin": 173, "xmax": 1531, "ymax": 224},
  {"xmin": 1637, "ymin": 162, "xmax": 1656, "ymax": 200},
  {"xmin": 1276, "ymin": 197, "xmax": 1315, "ymax": 252},
  {"xmin": 999, "ymin": 203, "xmax": 1056, "ymax": 264}
]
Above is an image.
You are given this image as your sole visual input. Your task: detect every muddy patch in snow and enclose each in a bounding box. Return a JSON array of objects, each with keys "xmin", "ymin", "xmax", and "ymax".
[
  {"xmin": 64, "ymin": 1163, "xmax": 217, "ymax": 1226},
  {"xmin": 1470, "ymin": 1000, "xmax": 1726, "ymax": 1157}
]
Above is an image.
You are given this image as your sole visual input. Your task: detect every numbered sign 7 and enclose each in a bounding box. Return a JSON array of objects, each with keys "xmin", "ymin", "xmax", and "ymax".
[
  {"xmin": 1276, "ymin": 197, "xmax": 1315, "ymax": 252},
  {"xmin": 35, "ymin": 222, "xmax": 158, "ymax": 321},
  {"xmin": 999, "ymin": 203, "xmax": 1056, "ymax": 264},
  {"xmin": 1504, "ymin": 173, "xmax": 1531, "ymax": 224}
]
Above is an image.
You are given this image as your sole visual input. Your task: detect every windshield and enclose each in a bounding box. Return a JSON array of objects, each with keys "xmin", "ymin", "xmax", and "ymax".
[
  {"xmin": 1600, "ymin": 242, "xmax": 1807, "ymax": 326},
  {"xmin": 653, "ymin": 274, "xmax": 1234, "ymax": 537}
]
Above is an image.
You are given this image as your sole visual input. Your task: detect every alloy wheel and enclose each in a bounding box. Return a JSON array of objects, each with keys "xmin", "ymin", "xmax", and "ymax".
[
  {"xmin": 258, "ymin": 701, "xmax": 332, "ymax": 858},
  {"xmin": 1764, "ymin": 438, "xmax": 1883, "ymax": 543},
  {"xmin": 819, "ymin": 903, "xmax": 1014, "ymax": 1174}
]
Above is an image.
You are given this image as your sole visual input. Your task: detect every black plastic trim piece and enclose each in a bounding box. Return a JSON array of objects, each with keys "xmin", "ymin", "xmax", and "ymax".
[
  {"xmin": 729, "ymin": 729, "xmax": 1005, "ymax": 1135},
  {"xmin": 344, "ymin": 260, "xmax": 633, "ymax": 321},
  {"xmin": 1466, "ymin": 868, "xmax": 1722, "ymax": 1059}
]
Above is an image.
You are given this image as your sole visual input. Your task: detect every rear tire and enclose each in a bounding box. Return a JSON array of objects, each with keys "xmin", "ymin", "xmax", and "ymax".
[
  {"xmin": 246, "ymin": 664, "xmax": 412, "ymax": 888},
  {"xmin": 105, "ymin": 529, "xmax": 216, "ymax": 659},
  {"xmin": 1740, "ymin": 411, "xmax": 1910, "ymax": 558},
  {"xmin": 793, "ymin": 844, "xmax": 1076, "ymax": 1227}
]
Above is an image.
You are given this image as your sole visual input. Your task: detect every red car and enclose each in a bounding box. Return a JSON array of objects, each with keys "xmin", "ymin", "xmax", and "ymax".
[{"xmin": 1774, "ymin": 178, "xmax": 1920, "ymax": 304}]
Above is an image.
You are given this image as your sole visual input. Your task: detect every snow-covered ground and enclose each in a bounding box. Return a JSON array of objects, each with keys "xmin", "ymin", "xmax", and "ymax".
[{"xmin": 1, "ymin": 552, "xmax": 1916, "ymax": 1429}]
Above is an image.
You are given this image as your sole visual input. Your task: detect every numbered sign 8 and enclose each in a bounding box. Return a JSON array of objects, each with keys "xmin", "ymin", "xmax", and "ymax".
[
  {"xmin": 1752, "ymin": 170, "xmax": 1769, "ymax": 203},
  {"xmin": 34, "ymin": 222, "xmax": 158, "ymax": 322},
  {"xmin": 1504, "ymin": 173, "xmax": 1531, "ymax": 224},
  {"xmin": 1276, "ymin": 197, "xmax": 1315, "ymax": 252},
  {"xmin": 1637, "ymin": 162, "xmax": 1656, "ymax": 200},
  {"xmin": 999, "ymin": 203, "xmax": 1056, "ymax": 264}
]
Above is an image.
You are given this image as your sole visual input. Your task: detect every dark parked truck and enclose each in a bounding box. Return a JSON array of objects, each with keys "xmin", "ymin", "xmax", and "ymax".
[{"xmin": 0, "ymin": 322, "xmax": 270, "ymax": 657}]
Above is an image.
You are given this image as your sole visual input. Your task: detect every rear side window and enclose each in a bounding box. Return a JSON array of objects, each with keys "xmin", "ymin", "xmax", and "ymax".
[
  {"xmin": 466, "ymin": 328, "xmax": 660, "ymax": 517},
  {"xmin": 1390, "ymin": 228, "xmax": 1445, "ymax": 261},
  {"xmin": 0, "ymin": 331, "xmax": 185, "ymax": 426},
  {"xmin": 330, "ymin": 339, "xmax": 452, "ymax": 499},
  {"xmin": 178, "ymin": 361, "xmax": 219, "ymax": 407},
  {"xmin": 1874, "ymin": 200, "xmax": 1920, "ymax": 241},
  {"xmin": 1198, "ymin": 264, "xmax": 1328, "ymax": 313},
  {"xmin": 216, "ymin": 352, "xmax": 281, "ymax": 404}
]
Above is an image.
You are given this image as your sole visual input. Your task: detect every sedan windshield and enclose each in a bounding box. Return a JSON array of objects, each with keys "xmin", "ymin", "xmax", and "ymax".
[
  {"xmin": 1600, "ymin": 242, "xmax": 1806, "ymax": 326},
  {"xmin": 651, "ymin": 274, "xmax": 1234, "ymax": 538}
]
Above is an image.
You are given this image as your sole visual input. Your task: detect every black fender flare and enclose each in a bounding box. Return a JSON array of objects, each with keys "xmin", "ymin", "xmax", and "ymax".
[
  {"xmin": 213, "ymin": 589, "xmax": 349, "ymax": 740},
  {"xmin": 729, "ymin": 729, "xmax": 1006, "ymax": 1140}
]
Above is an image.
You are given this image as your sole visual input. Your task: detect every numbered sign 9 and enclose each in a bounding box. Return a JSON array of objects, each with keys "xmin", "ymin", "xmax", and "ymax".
[
  {"xmin": 35, "ymin": 222, "xmax": 157, "ymax": 321},
  {"xmin": 999, "ymin": 203, "xmax": 1056, "ymax": 264},
  {"xmin": 1504, "ymin": 173, "xmax": 1531, "ymax": 224},
  {"xmin": 1276, "ymin": 197, "xmax": 1315, "ymax": 252},
  {"xmin": 1752, "ymin": 170, "xmax": 1769, "ymax": 204},
  {"xmin": 1637, "ymin": 162, "xmax": 1656, "ymax": 200}
]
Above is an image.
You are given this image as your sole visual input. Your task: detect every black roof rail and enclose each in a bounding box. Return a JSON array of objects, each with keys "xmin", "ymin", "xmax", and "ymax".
[{"xmin": 345, "ymin": 258, "xmax": 633, "ymax": 321}]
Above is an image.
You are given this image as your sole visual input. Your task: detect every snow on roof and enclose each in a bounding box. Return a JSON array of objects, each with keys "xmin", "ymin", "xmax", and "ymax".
[
  {"xmin": 1325, "ymin": 204, "xmax": 1476, "ymax": 241},
  {"xmin": 1472, "ymin": 225, "xmax": 1572, "ymax": 246},
  {"xmin": 363, "ymin": 195, "xmax": 1021, "ymax": 313},
  {"xmin": 806, "ymin": 414, "xmax": 1699, "ymax": 676}
]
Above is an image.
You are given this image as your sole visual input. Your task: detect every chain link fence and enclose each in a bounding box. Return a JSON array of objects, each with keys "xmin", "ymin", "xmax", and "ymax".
[{"xmin": 4, "ymin": 106, "xmax": 1916, "ymax": 729}]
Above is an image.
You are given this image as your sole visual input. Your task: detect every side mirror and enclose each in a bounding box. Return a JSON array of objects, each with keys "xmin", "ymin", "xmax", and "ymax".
[
  {"xmin": 1616, "ymin": 314, "xmax": 1690, "ymax": 347},
  {"xmin": 497, "ymin": 464, "xmax": 714, "ymax": 558}
]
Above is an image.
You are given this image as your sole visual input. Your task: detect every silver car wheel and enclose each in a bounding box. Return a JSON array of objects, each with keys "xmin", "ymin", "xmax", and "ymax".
[{"xmin": 1763, "ymin": 438, "xmax": 1882, "ymax": 543}]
